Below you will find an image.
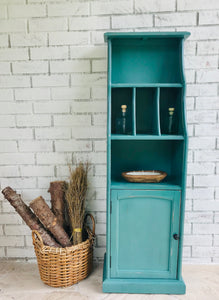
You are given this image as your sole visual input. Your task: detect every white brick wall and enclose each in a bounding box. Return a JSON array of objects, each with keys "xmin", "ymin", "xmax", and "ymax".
[{"xmin": 0, "ymin": 0, "xmax": 218, "ymax": 263}]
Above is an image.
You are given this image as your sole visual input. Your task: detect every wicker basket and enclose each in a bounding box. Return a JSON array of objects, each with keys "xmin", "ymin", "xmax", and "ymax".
[{"xmin": 32, "ymin": 213, "xmax": 95, "ymax": 288}]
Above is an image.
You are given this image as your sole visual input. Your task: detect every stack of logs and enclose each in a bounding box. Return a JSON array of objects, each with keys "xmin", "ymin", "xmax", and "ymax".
[{"xmin": 2, "ymin": 182, "xmax": 72, "ymax": 248}]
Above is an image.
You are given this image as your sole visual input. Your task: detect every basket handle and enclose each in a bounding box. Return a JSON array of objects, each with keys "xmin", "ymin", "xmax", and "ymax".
[
  {"xmin": 84, "ymin": 213, "xmax": 95, "ymax": 235},
  {"xmin": 32, "ymin": 230, "xmax": 44, "ymax": 245}
]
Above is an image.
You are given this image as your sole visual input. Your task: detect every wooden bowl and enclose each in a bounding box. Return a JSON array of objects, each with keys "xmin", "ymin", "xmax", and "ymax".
[{"xmin": 122, "ymin": 170, "xmax": 167, "ymax": 183}]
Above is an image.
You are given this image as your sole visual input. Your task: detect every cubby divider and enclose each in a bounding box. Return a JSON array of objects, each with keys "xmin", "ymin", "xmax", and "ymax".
[{"xmin": 132, "ymin": 87, "xmax": 136, "ymax": 135}]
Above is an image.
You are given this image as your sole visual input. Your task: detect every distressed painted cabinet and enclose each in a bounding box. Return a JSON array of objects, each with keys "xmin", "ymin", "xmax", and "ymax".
[{"xmin": 103, "ymin": 32, "xmax": 190, "ymax": 294}]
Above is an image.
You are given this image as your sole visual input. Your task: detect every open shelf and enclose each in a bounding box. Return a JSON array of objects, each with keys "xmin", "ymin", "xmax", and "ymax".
[
  {"xmin": 111, "ymin": 134, "xmax": 184, "ymax": 140},
  {"xmin": 111, "ymin": 38, "xmax": 182, "ymax": 84},
  {"xmin": 111, "ymin": 83, "xmax": 183, "ymax": 88},
  {"xmin": 110, "ymin": 180, "xmax": 181, "ymax": 191},
  {"xmin": 111, "ymin": 140, "xmax": 184, "ymax": 186},
  {"xmin": 160, "ymin": 88, "xmax": 183, "ymax": 135}
]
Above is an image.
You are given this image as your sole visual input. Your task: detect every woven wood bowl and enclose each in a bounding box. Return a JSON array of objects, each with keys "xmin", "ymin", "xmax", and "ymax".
[{"xmin": 122, "ymin": 170, "xmax": 167, "ymax": 183}]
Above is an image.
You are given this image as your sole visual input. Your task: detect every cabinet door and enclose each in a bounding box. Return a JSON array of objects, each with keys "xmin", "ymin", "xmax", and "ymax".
[{"xmin": 110, "ymin": 190, "xmax": 180, "ymax": 279}]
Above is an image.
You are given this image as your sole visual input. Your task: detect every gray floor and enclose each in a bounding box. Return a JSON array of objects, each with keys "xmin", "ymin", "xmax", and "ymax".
[{"xmin": 0, "ymin": 261, "xmax": 218, "ymax": 299}]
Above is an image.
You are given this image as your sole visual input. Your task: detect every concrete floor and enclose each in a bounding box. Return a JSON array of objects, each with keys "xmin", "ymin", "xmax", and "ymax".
[{"xmin": 0, "ymin": 261, "xmax": 218, "ymax": 300}]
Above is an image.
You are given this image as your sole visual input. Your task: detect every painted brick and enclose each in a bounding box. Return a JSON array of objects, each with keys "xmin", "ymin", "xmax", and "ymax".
[
  {"xmin": 195, "ymin": 151, "xmax": 219, "ymax": 162},
  {"xmin": 197, "ymin": 70, "xmax": 219, "ymax": 83},
  {"xmin": 178, "ymin": 0, "xmax": 219, "ymax": 11},
  {"xmin": 194, "ymin": 200, "xmax": 219, "ymax": 211},
  {"xmin": 155, "ymin": 12, "xmax": 196, "ymax": 27},
  {"xmin": 185, "ymin": 56, "xmax": 218, "ymax": 69},
  {"xmin": 0, "ymin": 115, "xmax": 16, "ymax": 127},
  {"xmin": 0, "ymin": 128, "xmax": 32, "ymax": 140},
  {"xmin": 48, "ymin": 3, "xmax": 89, "ymax": 17},
  {"xmin": 0, "ymin": 48, "xmax": 28, "ymax": 61},
  {"xmin": 92, "ymin": 60, "xmax": 107, "ymax": 73},
  {"xmin": 0, "ymin": 102, "xmax": 32, "ymax": 114},
  {"xmin": 12, "ymin": 61, "xmax": 48, "ymax": 74},
  {"xmin": 199, "ymin": 11, "xmax": 219, "ymax": 25},
  {"xmin": 187, "ymin": 84, "xmax": 217, "ymax": 97},
  {"xmin": 187, "ymin": 111, "xmax": 217, "ymax": 124},
  {"xmin": 30, "ymin": 46, "xmax": 68, "ymax": 60},
  {"xmin": 194, "ymin": 175, "xmax": 219, "ymax": 187},
  {"xmin": 7, "ymin": 247, "xmax": 35, "ymax": 258},
  {"xmin": 196, "ymin": 97, "xmax": 219, "ymax": 110},
  {"xmin": 15, "ymin": 88, "xmax": 50, "ymax": 101},
  {"xmin": 193, "ymin": 247, "xmax": 219, "ymax": 258},
  {"xmin": 0, "ymin": 62, "xmax": 11, "ymax": 75},
  {"xmin": 184, "ymin": 235, "xmax": 212, "ymax": 246},
  {"xmin": 112, "ymin": 14, "xmax": 153, "ymax": 29},
  {"xmin": 94, "ymin": 141, "xmax": 106, "ymax": 152},
  {"xmin": 36, "ymin": 153, "xmax": 71, "ymax": 165},
  {"xmin": 35, "ymin": 128, "xmax": 71, "ymax": 140},
  {"xmin": 0, "ymin": 35, "xmax": 8, "ymax": 47},
  {"xmin": 189, "ymin": 137, "xmax": 215, "ymax": 150},
  {"xmin": 55, "ymin": 140, "xmax": 92, "ymax": 152},
  {"xmin": 71, "ymin": 74, "xmax": 107, "ymax": 87},
  {"xmin": 195, "ymin": 124, "xmax": 219, "ymax": 137},
  {"xmin": 72, "ymin": 101, "xmax": 106, "ymax": 113},
  {"xmin": 0, "ymin": 166, "xmax": 19, "ymax": 177},
  {"xmin": 197, "ymin": 41, "xmax": 219, "ymax": 55},
  {"xmin": 187, "ymin": 163, "xmax": 215, "ymax": 175},
  {"xmin": 0, "ymin": 141, "xmax": 17, "ymax": 153},
  {"xmin": 0, "ymin": 236, "xmax": 24, "ymax": 247},
  {"xmin": 49, "ymin": 32, "xmax": 89, "ymax": 46},
  {"xmin": 20, "ymin": 166, "xmax": 54, "ymax": 177},
  {"xmin": 70, "ymin": 46, "xmax": 107, "ymax": 59},
  {"xmin": 16, "ymin": 115, "xmax": 51, "ymax": 127},
  {"xmin": 69, "ymin": 16, "xmax": 110, "ymax": 31},
  {"xmin": 91, "ymin": 1, "xmax": 133, "ymax": 15},
  {"xmin": 50, "ymin": 60, "xmax": 90, "ymax": 74},
  {"xmin": 34, "ymin": 101, "xmax": 70, "ymax": 114},
  {"xmin": 72, "ymin": 126, "xmax": 106, "ymax": 139},
  {"xmin": 5, "ymin": 225, "xmax": 31, "ymax": 236},
  {"xmin": 0, "ymin": 153, "xmax": 34, "ymax": 165},
  {"xmin": 51, "ymin": 87, "xmax": 90, "ymax": 100},
  {"xmin": 10, "ymin": 33, "xmax": 47, "ymax": 47},
  {"xmin": 32, "ymin": 75, "xmax": 69, "ymax": 87},
  {"xmin": 8, "ymin": 4, "xmax": 46, "ymax": 18},
  {"xmin": 0, "ymin": 6, "xmax": 7, "ymax": 19},
  {"xmin": 95, "ymin": 165, "xmax": 107, "ymax": 176},
  {"xmin": 29, "ymin": 18, "xmax": 67, "ymax": 32},
  {"xmin": 0, "ymin": 20, "xmax": 26, "ymax": 33},
  {"xmin": 93, "ymin": 114, "xmax": 107, "ymax": 126},
  {"xmin": 0, "ymin": 76, "xmax": 30, "ymax": 88},
  {"xmin": 185, "ymin": 212, "xmax": 213, "ymax": 223},
  {"xmin": 92, "ymin": 87, "xmax": 107, "ymax": 100},
  {"xmin": 1, "ymin": 177, "xmax": 36, "ymax": 189},
  {"xmin": 19, "ymin": 141, "xmax": 52, "ymax": 152},
  {"xmin": 53, "ymin": 115, "xmax": 91, "ymax": 127},
  {"xmin": 135, "ymin": 0, "xmax": 175, "ymax": 13},
  {"xmin": 182, "ymin": 26, "xmax": 219, "ymax": 40},
  {"xmin": 0, "ymin": 213, "xmax": 22, "ymax": 225}
]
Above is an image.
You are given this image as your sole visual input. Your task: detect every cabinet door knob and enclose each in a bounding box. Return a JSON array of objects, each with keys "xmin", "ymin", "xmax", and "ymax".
[{"xmin": 173, "ymin": 234, "xmax": 180, "ymax": 240}]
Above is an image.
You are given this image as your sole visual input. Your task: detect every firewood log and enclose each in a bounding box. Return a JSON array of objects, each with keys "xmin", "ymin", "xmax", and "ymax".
[
  {"xmin": 30, "ymin": 196, "xmax": 72, "ymax": 248},
  {"xmin": 48, "ymin": 181, "xmax": 65, "ymax": 228},
  {"xmin": 2, "ymin": 187, "xmax": 60, "ymax": 248}
]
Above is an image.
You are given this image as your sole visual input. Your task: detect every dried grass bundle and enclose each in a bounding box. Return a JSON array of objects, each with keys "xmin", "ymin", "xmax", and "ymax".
[{"xmin": 65, "ymin": 162, "xmax": 89, "ymax": 245}]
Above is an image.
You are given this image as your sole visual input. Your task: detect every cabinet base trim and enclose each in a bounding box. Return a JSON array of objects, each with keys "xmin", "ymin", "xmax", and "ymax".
[{"xmin": 103, "ymin": 255, "xmax": 186, "ymax": 294}]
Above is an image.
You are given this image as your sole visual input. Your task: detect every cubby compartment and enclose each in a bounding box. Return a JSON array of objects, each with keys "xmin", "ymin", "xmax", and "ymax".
[
  {"xmin": 160, "ymin": 88, "xmax": 183, "ymax": 135},
  {"xmin": 136, "ymin": 88, "xmax": 159, "ymax": 135},
  {"xmin": 111, "ymin": 140, "xmax": 184, "ymax": 186},
  {"xmin": 111, "ymin": 38, "xmax": 181, "ymax": 84},
  {"xmin": 111, "ymin": 88, "xmax": 133, "ymax": 135}
]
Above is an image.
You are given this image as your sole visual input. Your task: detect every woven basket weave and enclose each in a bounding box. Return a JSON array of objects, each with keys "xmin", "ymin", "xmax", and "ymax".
[{"xmin": 32, "ymin": 214, "xmax": 95, "ymax": 288}]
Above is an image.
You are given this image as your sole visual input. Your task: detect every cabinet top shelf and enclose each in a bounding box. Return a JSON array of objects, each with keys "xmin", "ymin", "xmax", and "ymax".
[
  {"xmin": 111, "ymin": 135, "xmax": 185, "ymax": 141},
  {"xmin": 111, "ymin": 83, "xmax": 183, "ymax": 88},
  {"xmin": 110, "ymin": 180, "xmax": 181, "ymax": 191},
  {"xmin": 104, "ymin": 31, "xmax": 190, "ymax": 42}
]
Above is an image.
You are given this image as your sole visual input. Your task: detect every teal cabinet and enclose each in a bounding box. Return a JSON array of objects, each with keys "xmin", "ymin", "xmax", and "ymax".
[
  {"xmin": 111, "ymin": 190, "xmax": 180, "ymax": 279},
  {"xmin": 103, "ymin": 32, "xmax": 190, "ymax": 294}
]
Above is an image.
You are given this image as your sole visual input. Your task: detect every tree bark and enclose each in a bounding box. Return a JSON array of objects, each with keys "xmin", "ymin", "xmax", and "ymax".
[
  {"xmin": 30, "ymin": 196, "xmax": 72, "ymax": 248},
  {"xmin": 48, "ymin": 181, "xmax": 66, "ymax": 228},
  {"xmin": 2, "ymin": 187, "xmax": 60, "ymax": 248}
]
